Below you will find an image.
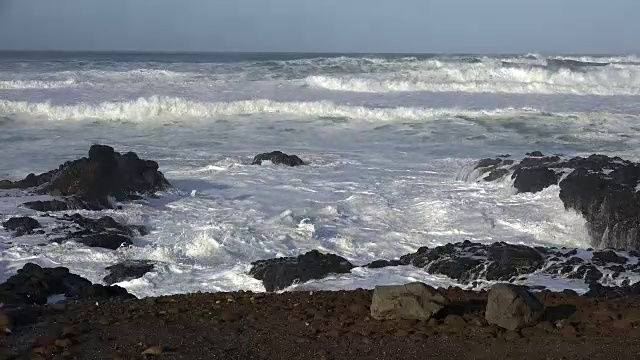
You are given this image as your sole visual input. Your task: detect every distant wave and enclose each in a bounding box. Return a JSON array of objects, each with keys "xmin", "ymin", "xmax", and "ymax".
[
  {"xmin": 305, "ymin": 61, "xmax": 640, "ymax": 95},
  {"xmin": 0, "ymin": 96, "xmax": 555, "ymax": 122},
  {"xmin": 0, "ymin": 79, "xmax": 86, "ymax": 89}
]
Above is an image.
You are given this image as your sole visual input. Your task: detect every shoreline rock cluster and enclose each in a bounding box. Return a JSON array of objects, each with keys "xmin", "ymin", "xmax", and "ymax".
[{"xmin": 473, "ymin": 152, "xmax": 640, "ymax": 251}]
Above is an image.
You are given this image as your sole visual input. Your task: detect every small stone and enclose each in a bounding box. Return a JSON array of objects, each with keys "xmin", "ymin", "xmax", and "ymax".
[
  {"xmin": 33, "ymin": 335, "xmax": 56, "ymax": 348},
  {"xmin": 142, "ymin": 346, "xmax": 164, "ymax": 356},
  {"xmin": 0, "ymin": 311, "xmax": 12, "ymax": 333},
  {"xmin": 536, "ymin": 321, "xmax": 556, "ymax": 332},
  {"xmin": 444, "ymin": 314, "xmax": 467, "ymax": 329},
  {"xmin": 427, "ymin": 318, "xmax": 439, "ymax": 327},
  {"xmin": 503, "ymin": 330, "xmax": 522, "ymax": 341},
  {"xmin": 54, "ymin": 338, "xmax": 73, "ymax": 348},
  {"xmin": 145, "ymin": 298, "xmax": 157, "ymax": 306},
  {"xmin": 559, "ymin": 324, "xmax": 577, "ymax": 337}
]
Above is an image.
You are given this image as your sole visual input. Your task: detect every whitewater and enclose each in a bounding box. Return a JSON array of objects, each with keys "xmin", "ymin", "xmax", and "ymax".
[{"xmin": 1, "ymin": 52, "xmax": 640, "ymax": 297}]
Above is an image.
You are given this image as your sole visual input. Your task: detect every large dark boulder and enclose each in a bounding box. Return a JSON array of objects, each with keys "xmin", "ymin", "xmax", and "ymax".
[
  {"xmin": 249, "ymin": 250, "xmax": 354, "ymax": 291},
  {"xmin": 2, "ymin": 217, "xmax": 41, "ymax": 236},
  {"xmin": 104, "ymin": 260, "xmax": 155, "ymax": 285},
  {"xmin": 1, "ymin": 145, "xmax": 170, "ymax": 210},
  {"xmin": 0, "ymin": 263, "xmax": 134, "ymax": 306},
  {"xmin": 252, "ymin": 151, "xmax": 305, "ymax": 167}
]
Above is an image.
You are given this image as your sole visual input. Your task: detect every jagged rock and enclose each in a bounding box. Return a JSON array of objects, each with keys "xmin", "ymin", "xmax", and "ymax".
[
  {"xmin": 485, "ymin": 283, "xmax": 544, "ymax": 331},
  {"xmin": 2, "ymin": 216, "xmax": 41, "ymax": 236},
  {"xmin": 52, "ymin": 214, "xmax": 146, "ymax": 250},
  {"xmin": 104, "ymin": 260, "xmax": 155, "ymax": 285},
  {"xmin": 249, "ymin": 250, "xmax": 354, "ymax": 291},
  {"xmin": 370, "ymin": 282, "xmax": 450, "ymax": 320},
  {"xmin": 472, "ymin": 153, "xmax": 640, "ymax": 251},
  {"xmin": 584, "ymin": 282, "xmax": 640, "ymax": 298},
  {"xmin": 512, "ymin": 167, "xmax": 560, "ymax": 194},
  {"xmin": 23, "ymin": 198, "xmax": 104, "ymax": 212},
  {"xmin": 592, "ymin": 250, "xmax": 628, "ymax": 265},
  {"xmin": 365, "ymin": 259, "xmax": 406, "ymax": 269},
  {"xmin": 485, "ymin": 242, "xmax": 544, "ymax": 281},
  {"xmin": 252, "ymin": 151, "xmax": 305, "ymax": 167},
  {"xmin": 0, "ymin": 263, "xmax": 133, "ymax": 306},
  {"xmin": 1, "ymin": 145, "xmax": 170, "ymax": 210}
]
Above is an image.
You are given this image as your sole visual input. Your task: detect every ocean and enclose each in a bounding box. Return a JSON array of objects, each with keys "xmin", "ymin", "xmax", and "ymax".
[{"xmin": 1, "ymin": 51, "xmax": 640, "ymax": 297}]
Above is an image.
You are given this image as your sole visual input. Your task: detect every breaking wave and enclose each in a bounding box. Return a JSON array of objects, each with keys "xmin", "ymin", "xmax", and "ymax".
[
  {"xmin": 305, "ymin": 61, "xmax": 640, "ymax": 95},
  {"xmin": 0, "ymin": 96, "xmax": 553, "ymax": 122},
  {"xmin": 0, "ymin": 79, "xmax": 86, "ymax": 89}
]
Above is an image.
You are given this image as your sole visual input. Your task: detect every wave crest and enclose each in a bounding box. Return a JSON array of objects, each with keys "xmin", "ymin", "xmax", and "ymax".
[{"xmin": 0, "ymin": 96, "xmax": 546, "ymax": 122}]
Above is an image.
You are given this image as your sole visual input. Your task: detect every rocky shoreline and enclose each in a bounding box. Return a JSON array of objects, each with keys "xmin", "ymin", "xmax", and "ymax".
[
  {"xmin": 3, "ymin": 146, "xmax": 640, "ymax": 358},
  {"xmin": 3, "ymin": 285, "xmax": 640, "ymax": 359}
]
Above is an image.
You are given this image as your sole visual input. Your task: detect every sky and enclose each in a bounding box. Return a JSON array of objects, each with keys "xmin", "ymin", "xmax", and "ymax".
[{"xmin": 0, "ymin": 0, "xmax": 638, "ymax": 53}]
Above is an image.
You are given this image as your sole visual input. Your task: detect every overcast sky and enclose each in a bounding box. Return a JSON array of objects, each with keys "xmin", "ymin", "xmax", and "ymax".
[{"xmin": 0, "ymin": 0, "xmax": 638, "ymax": 53}]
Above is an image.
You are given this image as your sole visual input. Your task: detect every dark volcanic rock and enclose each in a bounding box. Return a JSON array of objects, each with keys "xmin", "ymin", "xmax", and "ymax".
[
  {"xmin": 23, "ymin": 197, "xmax": 104, "ymax": 212},
  {"xmin": 104, "ymin": 260, "xmax": 155, "ymax": 285},
  {"xmin": 250, "ymin": 250, "xmax": 354, "ymax": 291},
  {"xmin": 1, "ymin": 144, "xmax": 170, "ymax": 210},
  {"xmin": 485, "ymin": 242, "xmax": 544, "ymax": 280},
  {"xmin": 471, "ymin": 153, "xmax": 640, "ymax": 251},
  {"xmin": 365, "ymin": 259, "xmax": 406, "ymax": 269},
  {"xmin": 53, "ymin": 213, "xmax": 146, "ymax": 250},
  {"xmin": 512, "ymin": 167, "xmax": 560, "ymax": 194},
  {"xmin": 252, "ymin": 151, "xmax": 305, "ymax": 167},
  {"xmin": 0, "ymin": 263, "xmax": 133, "ymax": 306},
  {"xmin": 592, "ymin": 250, "xmax": 628, "ymax": 265},
  {"xmin": 2, "ymin": 217, "xmax": 41, "ymax": 236}
]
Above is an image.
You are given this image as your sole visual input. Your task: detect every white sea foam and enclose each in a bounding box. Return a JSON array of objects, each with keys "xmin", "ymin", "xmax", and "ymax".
[
  {"xmin": 306, "ymin": 63, "xmax": 640, "ymax": 95},
  {"xmin": 0, "ymin": 79, "xmax": 85, "ymax": 89},
  {"xmin": 2, "ymin": 53, "xmax": 640, "ymax": 298},
  {"xmin": 0, "ymin": 96, "xmax": 550, "ymax": 122}
]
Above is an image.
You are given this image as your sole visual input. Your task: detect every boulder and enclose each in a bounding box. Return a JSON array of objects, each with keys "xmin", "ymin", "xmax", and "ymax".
[
  {"xmin": 2, "ymin": 216, "xmax": 41, "ymax": 236},
  {"xmin": 1, "ymin": 145, "xmax": 170, "ymax": 210},
  {"xmin": 370, "ymin": 282, "xmax": 450, "ymax": 320},
  {"xmin": 485, "ymin": 242, "xmax": 545, "ymax": 281},
  {"xmin": 512, "ymin": 167, "xmax": 560, "ymax": 194},
  {"xmin": 0, "ymin": 263, "xmax": 134, "ymax": 306},
  {"xmin": 44, "ymin": 214, "xmax": 146, "ymax": 250},
  {"xmin": 591, "ymin": 250, "xmax": 628, "ymax": 265},
  {"xmin": 104, "ymin": 260, "xmax": 155, "ymax": 285},
  {"xmin": 252, "ymin": 151, "xmax": 305, "ymax": 166},
  {"xmin": 485, "ymin": 283, "xmax": 544, "ymax": 331},
  {"xmin": 249, "ymin": 250, "xmax": 354, "ymax": 291}
]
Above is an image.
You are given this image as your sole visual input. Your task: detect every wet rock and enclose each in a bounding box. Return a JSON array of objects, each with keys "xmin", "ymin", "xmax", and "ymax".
[
  {"xmin": 2, "ymin": 216, "xmax": 41, "ymax": 236},
  {"xmin": 365, "ymin": 259, "xmax": 406, "ymax": 269},
  {"xmin": 485, "ymin": 283, "xmax": 544, "ymax": 331},
  {"xmin": 249, "ymin": 250, "xmax": 354, "ymax": 291},
  {"xmin": 526, "ymin": 151, "xmax": 544, "ymax": 157},
  {"xmin": 52, "ymin": 213, "xmax": 146, "ymax": 250},
  {"xmin": 252, "ymin": 151, "xmax": 305, "ymax": 166},
  {"xmin": 2, "ymin": 144, "xmax": 170, "ymax": 210},
  {"xmin": 512, "ymin": 167, "xmax": 560, "ymax": 194},
  {"xmin": 485, "ymin": 242, "xmax": 544, "ymax": 281},
  {"xmin": 0, "ymin": 263, "xmax": 134, "ymax": 306},
  {"xmin": 23, "ymin": 198, "xmax": 104, "ymax": 212},
  {"xmin": 370, "ymin": 282, "xmax": 450, "ymax": 320},
  {"xmin": 592, "ymin": 250, "xmax": 628, "ymax": 265},
  {"xmin": 104, "ymin": 260, "xmax": 155, "ymax": 285}
]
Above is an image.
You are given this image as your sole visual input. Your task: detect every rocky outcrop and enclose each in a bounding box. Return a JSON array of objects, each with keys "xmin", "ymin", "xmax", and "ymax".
[
  {"xmin": 50, "ymin": 214, "xmax": 147, "ymax": 250},
  {"xmin": 1, "ymin": 144, "xmax": 170, "ymax": 210},
  {"xmin": 104, "ymin": 260, "xmax": 155, "ymax": 285},
  {"xmin": 0, "ymin": 263, "xmax": 134, "ymax": 306},
  {"xmin": 370, "ymin": 241, "xmax": 640, "ymax": 290},
  {"xmin": 485, "ymin": 283, "xmax": 544, "ymax": 330},
  {"xmin": 2, "ymin": 216, "xmax": 42, "ymax": 236},
  {"xmin": 370, "ymin": 282, "xmax": 450, "ymax": 320},
  {"xmin": 472, "ymin": 152, "xmax": 640, "ymax": 251},
  {"xmin": 249, "ymin": 250, "xmax": 354, "ymax": 291},
  {"xmin": 252, "ymin": 151, "xmax": 305, "ymax": 167}
]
